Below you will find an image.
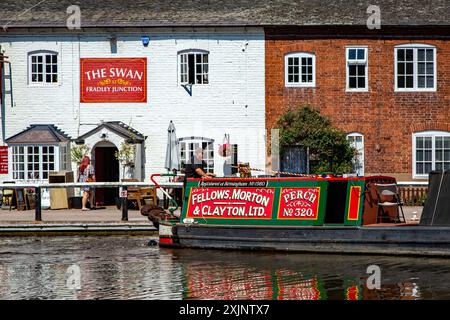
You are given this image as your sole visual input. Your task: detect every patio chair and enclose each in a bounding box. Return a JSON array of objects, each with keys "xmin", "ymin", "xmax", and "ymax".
[
  {"xmin": 122, "ymin": 179, "xmax": 157, "ymax": 210},
  {"xmin": 374, "ymin": 183, "xmax": 406, "ymax": 223}
]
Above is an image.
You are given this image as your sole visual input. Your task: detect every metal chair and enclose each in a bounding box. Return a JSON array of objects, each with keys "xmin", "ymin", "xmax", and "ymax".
[{"xmin": 374, "ymin": 183, "xmax": 406, "ymax": 223}]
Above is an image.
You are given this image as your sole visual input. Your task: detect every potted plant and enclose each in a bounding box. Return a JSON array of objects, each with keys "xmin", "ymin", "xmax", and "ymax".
[
  {"xmin": 218, "ymin": 143, "xmax": 232, "ymax": 157},
  {"xmin": 115, "ymin": 141, "xmax": 136, "ymax": 179},
  {"xmin": 71, "ymin": 144, "xmax": 90, "ymax": 165}
]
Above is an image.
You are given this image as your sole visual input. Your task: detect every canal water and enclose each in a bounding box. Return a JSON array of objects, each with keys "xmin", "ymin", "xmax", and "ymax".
[{"xmin": 0, "ymin": 236, "xmax": 449, "ymax": 300}]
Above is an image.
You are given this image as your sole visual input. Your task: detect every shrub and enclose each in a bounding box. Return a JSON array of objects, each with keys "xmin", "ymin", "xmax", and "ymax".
[{"xmin": 276, "ymin": 105, "xmax": 355, "ymax": 174}]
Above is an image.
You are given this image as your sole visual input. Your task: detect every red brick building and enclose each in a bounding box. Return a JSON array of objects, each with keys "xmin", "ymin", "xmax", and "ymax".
[{"xmin": 266, "ymin": 23, "xmax": 450, "ymax": 181}]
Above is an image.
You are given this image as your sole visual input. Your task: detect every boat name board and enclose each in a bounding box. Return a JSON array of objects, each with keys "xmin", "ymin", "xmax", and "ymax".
[
  {"xmin": 186, "ymin": 188, "xmax": 275, "ymax": 219},
  {"xmin": 278, "ymin": 187, "xmax": 321, "ymax": 220}
]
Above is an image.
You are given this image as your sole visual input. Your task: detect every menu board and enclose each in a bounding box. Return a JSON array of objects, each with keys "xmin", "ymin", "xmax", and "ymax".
[{"xmin": 0, "ymin": 146, "xmax": 8, "ymax": 174}]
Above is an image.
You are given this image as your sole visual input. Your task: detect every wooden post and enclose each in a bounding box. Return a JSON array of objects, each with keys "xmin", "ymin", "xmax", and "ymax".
[
  {"xmin": 35, "ymin": 187, "xmax": 42, "ymax": 221},
  {"xmin": 121, "ymin": 186, "xmax": 128, "ymax": 221}
]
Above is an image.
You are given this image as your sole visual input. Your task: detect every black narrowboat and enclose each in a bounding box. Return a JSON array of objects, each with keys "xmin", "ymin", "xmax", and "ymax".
[{"xmin": 158, "ymin": 171, "xmax": 450, "ymax": 257}]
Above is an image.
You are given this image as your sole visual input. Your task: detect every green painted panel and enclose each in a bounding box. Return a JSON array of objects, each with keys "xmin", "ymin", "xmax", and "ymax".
[
  {"xmin": 181, "ymin": 178, "xmax": 334, "ymax": 226},
  {"xmin": 344, "ymin": 180, "xmax": 365, "ymax": 226}
]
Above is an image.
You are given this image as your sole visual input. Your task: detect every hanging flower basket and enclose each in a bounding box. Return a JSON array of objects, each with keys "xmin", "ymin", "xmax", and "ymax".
[{"xmin": 218, "ymin": 143, "xmax": 232, "ymax": 157}]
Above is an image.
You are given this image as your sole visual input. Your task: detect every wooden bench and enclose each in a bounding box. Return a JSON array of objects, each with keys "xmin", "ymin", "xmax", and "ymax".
[{"xmin": 122, "ymin": 179, "xmax": 157, "ymax": 210}]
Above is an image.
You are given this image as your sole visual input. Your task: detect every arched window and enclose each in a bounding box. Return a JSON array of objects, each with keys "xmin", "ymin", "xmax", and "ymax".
[
  {"xmin": 28, "ymin": 50, "xmax": 59, "ymax": 85},
  {"xmin": 394, "ymin": 44, "xmax": 436, "ymax": 91},
  {"xmin": 178, "ymin": 137, "xmax": 214, "ymax": 173},
  {"xmin": 285, "ymin": 52, "xmax": 316, "ymax": 87},
  {"xmin": 178, "ymin": 50, "xmax": 209, "ymax": 85},
  {"xmin": 347, "ymin": 133, "xmax": 364, "ymax": 176},
  {"xmin": 413, "ymin": 131, "xmax": 450, "ymax": 178}
]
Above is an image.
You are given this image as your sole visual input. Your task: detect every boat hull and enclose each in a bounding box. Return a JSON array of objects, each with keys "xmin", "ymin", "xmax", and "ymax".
[{"xmin": 159, "ymin": 223, "xmax": 450, "ymax": 257}]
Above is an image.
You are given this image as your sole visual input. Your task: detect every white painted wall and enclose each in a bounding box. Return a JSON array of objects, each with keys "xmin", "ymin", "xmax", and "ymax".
[{"xmin": 0, "ymin": 28, "xmax": 266, "ymax": 181}]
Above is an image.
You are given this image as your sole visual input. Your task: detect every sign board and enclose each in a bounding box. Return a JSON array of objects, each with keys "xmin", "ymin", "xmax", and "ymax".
[
  {"xmin": 15, "ymin": 189, "xmax": 27, "ymax": 211},
  {"xmin": 277, "ymin": 187, "xmax": 321, "ymax": 220},
  {"xmin": 0, "ymin": 146, "xmax": 8, "ymax": 174},
  {"xmin": 186, "ymin": 187, "xmax": 275, "ymax": 219},
  {"xmin": 120, "ymin": 189, "xmax": 128, "ymax": 198},
  {"xmin": 80, "ymin": 58, "xmax": 147, "ymax": 103}
]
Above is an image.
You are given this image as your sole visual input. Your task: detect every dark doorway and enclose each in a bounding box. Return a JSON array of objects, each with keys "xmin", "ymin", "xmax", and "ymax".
[
  {"xmin": 94, "ymin": 146, "xmax": 119, "ymax": 206},
  {"xmin": 280, "ymin": 146, "xmax": 309, "ymax": 175},
  {"xmin": 324, "ymin": 180, "xmax": 348, "ymax": 224}
]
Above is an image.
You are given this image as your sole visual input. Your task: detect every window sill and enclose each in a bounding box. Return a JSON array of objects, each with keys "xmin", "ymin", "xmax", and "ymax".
[
  {"xmin": 395, "ymin": 88, "xmax": 437, "ymax": 93},
  {"xmin": 346, "ymin": 88, "xmax": 369, "ymax": 93},
  {"xmin": 285, "ymin": 84, "xmax": 316, "ymax": 88},
  {"xmin": 27, "ymin": 83, "xmax": 61, "ymax": 88},
  {"xmin": 179, "ymin": 83, "xmax": 210, "ymax": 87},
  {"xmin": 412, "ymin": 174, "xmax": 429, "ymax": 180}
]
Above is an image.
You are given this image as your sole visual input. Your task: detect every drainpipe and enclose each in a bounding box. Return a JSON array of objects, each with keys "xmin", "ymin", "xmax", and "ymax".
[{"xmin": 0, "ymin": 52, "xmax": 12, "ymax": 143}]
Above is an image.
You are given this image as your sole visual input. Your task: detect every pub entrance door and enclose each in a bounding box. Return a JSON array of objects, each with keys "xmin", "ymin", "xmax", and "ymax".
[{"xmin": 94, "ymin": 144, "xmax": 119, "ymax": 206}]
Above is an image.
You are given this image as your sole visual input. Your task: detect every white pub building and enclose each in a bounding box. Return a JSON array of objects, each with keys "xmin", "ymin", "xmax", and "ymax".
[{"xmin": 0, "ymin": 1, "xmax": 266, "ymax": 204}]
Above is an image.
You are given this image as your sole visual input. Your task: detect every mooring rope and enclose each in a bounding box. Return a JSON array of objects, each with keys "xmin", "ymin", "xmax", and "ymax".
[{"xmin": 231, "ymin": 166, "xmax": 318, "ymax": 178}]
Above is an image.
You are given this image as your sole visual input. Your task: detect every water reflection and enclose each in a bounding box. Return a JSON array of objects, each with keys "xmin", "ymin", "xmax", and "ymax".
[{"xmin": 0, "ymin": 236, "xmax": 449, "ymax": 300}]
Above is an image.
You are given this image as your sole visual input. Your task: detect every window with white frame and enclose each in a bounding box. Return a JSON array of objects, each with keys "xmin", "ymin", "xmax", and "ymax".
[
  {"xmin": 395, "ymin": 45, "xmax": 436, "ymax": 91},
  {"xmin": 285, "ymin": 53, "xmax": 315, "ymax": 87},
  {"xmin": 413, "ymin": 131, "xmax": 450, "ymax": 178},
  {"xmin": 179, "ymin": 51, "xmax": 209, "ymax": 85},
  {"xmin": 29, "ymin": 51, "xmax": 58, "ymax": 84},
  {"xmin": 178, "ymin": 137, "xmax": 214, "ymax": 173},
  {"xmin": 346, "ymin": 47, "xmax": 368, "ymax": 90},
  {"xmin": 347, "ymin": 133, "xmax": 365, "ymax": 176},
  {"xmin": 11, "ymin": 146, "xmax": 25, "ymax": 180},
  {"xmin": 59, "ymin": 144, "xmax": 70, "ymax": 171},
  {"xmin": 11, "ymin": 145, "xmax": 57, "ymax": 181}
]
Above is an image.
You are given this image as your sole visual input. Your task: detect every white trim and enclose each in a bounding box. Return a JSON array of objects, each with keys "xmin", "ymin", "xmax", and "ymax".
[
  {"xmin": 395, "ymin": 43, "xmax": 436, "ymax": 49},
  {"xmin": 347, "ymin": 132, "xmax": 365, "ymax": 176},
  {"xmin": 345, "ymin": 47, "xmax": 368, "ymax": 92},
  {"xmin": 412, "ymin": 131, "xmax": 450, "ymax": 179},
  {"xmin": 178, "ymin": 137, "xmax": 215, "ymax": 173},
  {"xmin": 27, "ymin": 50, "xmax": 60, "ymax": 87},
  {"xmin": 284, "ymin": 52, "xmax": 316, "ymax": 88},
  {"xmin": 8, "ymin": 147, "xmax": 13, "ymax": 181},
  {"xmin": 394, "ymin": 44, "xmax": 437, "ymax": 92},
  {"xmin": 8, "ymin": 144, "xmax": 60, "ymax": 182},
  {"xmin": 398, "ymin": 181, "xmax": 428, "ymax": 186},
  {"xmin": 177, "ymin": 50, "xmax": 210, "ymax": 86}
]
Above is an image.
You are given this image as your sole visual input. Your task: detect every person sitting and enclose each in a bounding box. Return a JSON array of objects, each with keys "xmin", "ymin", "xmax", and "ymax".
[
  {"xmin": 184, "ymin": 147, "xmax": 216, "ymax": 181},
  {"xmin": 182, "ymin": 148, "xmax": 215, "ymax": 209}
]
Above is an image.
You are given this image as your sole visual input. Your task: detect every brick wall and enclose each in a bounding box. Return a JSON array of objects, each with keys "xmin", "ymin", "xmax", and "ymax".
[{"xmin": 266, "ymin": 32, "xmax": 450, "ymax": 181}]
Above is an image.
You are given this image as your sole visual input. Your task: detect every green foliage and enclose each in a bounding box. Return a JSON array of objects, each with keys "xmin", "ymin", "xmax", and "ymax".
[
  {"xmin": 115, "ymin": 142, "xmax": 135, "ymax": 166},
  {"xmin": 70, "ymin": 144, "xmax": 90, "ymax": 164},
  {"xmin": 276, "ymin": 105, "xmax": 355, "ymax": 174}
]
